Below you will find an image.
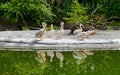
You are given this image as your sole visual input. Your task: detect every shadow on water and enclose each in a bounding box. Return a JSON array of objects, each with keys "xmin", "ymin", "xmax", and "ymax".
[{"xmin": 0, "ymin": 50, "xmax": 120, "ymax": 75}]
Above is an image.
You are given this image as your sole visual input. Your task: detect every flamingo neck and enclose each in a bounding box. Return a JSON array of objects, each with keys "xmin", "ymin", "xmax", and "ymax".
[
  {"xmin": 51, "ymin": 25, "xmax": 54, "ymax": 30},
  {"xmin": 43, "ymin": 26, "xmax": 46, "ymax": 33},
  {"xmin": 61, "ymin": 25, "xmax": 64, "ymax": 30},
  {"xmin": 80, "ymin": 25, "xmax": 83, "ymax": 31}
]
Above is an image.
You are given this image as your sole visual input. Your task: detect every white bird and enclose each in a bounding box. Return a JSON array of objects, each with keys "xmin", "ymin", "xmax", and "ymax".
[
  {"xmin": 56, "ymin": 22, "xmax": 65, "ymax": 39},
  {"xmin": 47, "ymin": 24, "xmax": 55, "ymax": 38},
  {"xmin": 46, "ymin": 51, "xmax": 54, "ymax": 62},
  {"xmin": 73, "ymin": 23, "xmax": 84, "ymax": 35},
  {"xmin": 36, "ymin": 51, "xmax": 46, "ymax": 65},
  {"xmin": 74, "ymin": 24, "xmax": 96, "ymax": 40},
  {"xmin": 35, "ymin": 22, "xmax": 47, "ymax": 40},
  {"xmin": 75, "ymin": 29, "xmax": 96, "ymax": 40},
  {"xmin": 56, "ymin": 52, "xmax": 64, "ymax": 68},
  {"xmin": 86, "ymin": 30, "xmax": 95, "ymax": 36},
  {"xmin": 75, "ymin": 31, "xmax": 88, "ymax": 40}
]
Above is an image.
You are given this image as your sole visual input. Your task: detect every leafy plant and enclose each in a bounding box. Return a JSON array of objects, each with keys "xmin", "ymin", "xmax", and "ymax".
[
  {"xmin": 63, "ymin": 0, "xmax": 89, "ymax": 25},
  {"xmin": 0, "ymin": 0, "xmax": 55, "ymax": 26}
]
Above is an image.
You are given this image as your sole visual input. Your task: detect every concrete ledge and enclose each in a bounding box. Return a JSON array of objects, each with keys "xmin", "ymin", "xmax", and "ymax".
[{"xmin": 0, "ymin": 30, "xmax": 120, "ymax": 51}]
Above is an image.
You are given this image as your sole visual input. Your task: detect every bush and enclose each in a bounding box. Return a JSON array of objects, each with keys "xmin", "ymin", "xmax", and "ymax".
[
  {"xmin": 63, "ymin": 0, "xmax": 89, "ymax": 25},
  {"xmin": 0, "ymin": 0, "xmax": 55, "ymax": 26}
]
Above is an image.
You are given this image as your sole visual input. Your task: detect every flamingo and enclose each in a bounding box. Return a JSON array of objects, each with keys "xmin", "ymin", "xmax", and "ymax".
[
  {"xmin": 56, "ymin": 22, "xmax": 65, "ymax": 39},
  {"xmin": 47, "ymin": 24, "xmax": 55, "ymax": 38},
  {"xmin": 73, "ymin": 23, "xmax": 84, "ymax": 35},
  {"xmin": 35, "ymin": 22, "xmax": 47, "ymax": 40}
]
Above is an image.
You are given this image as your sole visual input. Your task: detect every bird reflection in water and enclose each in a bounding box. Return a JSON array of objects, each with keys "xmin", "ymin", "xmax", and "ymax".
[
  {"xmin": 46, "ymin": 51, "xmax": 54, "ymax": 62},
  {"xmin": 35, "ymin": 50, "xmax": 93, "ymax": 68},
  {"xmin": 73, "ymin": 50, "xmax": 93, "ymax": 64},
  {"xmin": 35, "ymin": 50, "xmax": 46, "ymax": 66},
  {"xmin": 56, "ymin": 52, "xmax": 64, "ymax": 68}
]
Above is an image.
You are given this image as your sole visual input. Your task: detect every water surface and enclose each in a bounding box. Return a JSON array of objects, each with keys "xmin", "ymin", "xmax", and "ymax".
[{"xmin": 0, "ymin": 50, "xmax": 120, "ymax": 75}]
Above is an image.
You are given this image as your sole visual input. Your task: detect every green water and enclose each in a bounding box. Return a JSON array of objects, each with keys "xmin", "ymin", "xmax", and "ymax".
[{"xmin": 0, "ymin": 50, "xmax": 120, "ymax": 75}]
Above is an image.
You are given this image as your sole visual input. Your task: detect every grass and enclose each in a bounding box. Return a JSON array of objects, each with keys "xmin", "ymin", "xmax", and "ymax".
[{"xmin": 0, "ymin": 50, "xmax": 120, "ymax": 75}]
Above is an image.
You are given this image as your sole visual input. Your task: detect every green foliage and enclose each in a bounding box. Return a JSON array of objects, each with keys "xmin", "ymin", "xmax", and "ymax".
[
  {"xmin": 101, "ymin": 0, "xmax": 120, "ymax": 18},
  {"xmin": 107, "ymin": 26, "xmax": 113, "ymax": 30},
  {"xmin": 0, "ymin": 0, "xmax": 120, "ymax": 28},
  {"xmin": 22, "ymin": 26, "xmax": 30, "ymax": 30},
  {"xmin": 0, "ymin": 0, "xmax": 55, "ymax": 25},
  {"xmin": 63, "ymin": 0, "xmax": 89, "ymax": 25},
  {"xmin": 82, "ymin": 0, "xmax": 120, "ymax": 18}
]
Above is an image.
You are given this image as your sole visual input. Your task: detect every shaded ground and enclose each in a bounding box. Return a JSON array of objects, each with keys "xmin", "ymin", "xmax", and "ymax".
[{"xmin": 0, "ymin": 18, "xmax": 120, "ymax": 31}]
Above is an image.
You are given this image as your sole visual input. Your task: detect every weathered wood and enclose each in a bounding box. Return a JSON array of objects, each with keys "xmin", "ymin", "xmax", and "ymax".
[{"xmin": 0, "ymin": 30, "xmax": 120, "ymax": 51}]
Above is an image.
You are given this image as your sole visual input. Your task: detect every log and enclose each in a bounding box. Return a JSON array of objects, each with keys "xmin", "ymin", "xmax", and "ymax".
[{"xmin": 0, "ymin": 30, "xmax": 120, "ymax": 51}]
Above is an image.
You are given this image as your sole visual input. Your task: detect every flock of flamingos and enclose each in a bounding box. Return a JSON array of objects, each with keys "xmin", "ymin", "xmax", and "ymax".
[{"xmin": 35, "ymin": 22, "xmax": 95, "ymax": 68}]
